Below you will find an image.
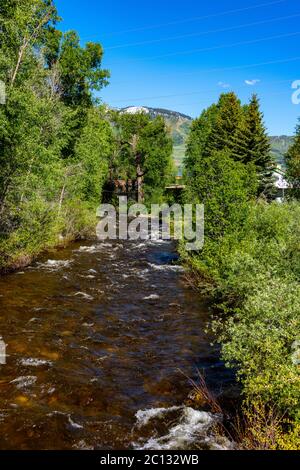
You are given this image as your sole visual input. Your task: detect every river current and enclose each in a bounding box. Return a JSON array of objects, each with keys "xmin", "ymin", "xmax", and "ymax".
[{"xmin": 0, "ymin": 235, "xmax": 233, "ymax": 450}]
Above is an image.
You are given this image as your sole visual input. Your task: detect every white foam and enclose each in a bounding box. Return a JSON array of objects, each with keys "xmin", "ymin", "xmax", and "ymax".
[
  {"xmin": 143, "ymin": 294, "xmax": 160, "ymax": 300},
  {"xmin": 149, "ymin": 239, "xmax": 169, "ymax": 245},
  {"xmin": 140, "ymin": 268, "xmax": 150, "ymax": 274},
  {"xmin": 68, "ymin": 415, "xmax": 83, "ymax": 430},
  {"xmin": 19, "ymin": 358, "xmax": 52, "ymax": 367},
  {"xmin": 47, "ymin": 411, "xmax": 83, "ymax": 430},
  {"xmin": 134, "ymin": 406, "xmax": 220, "ymax": 450},
  {"xmin": 73, "ymin": 440, "xmax": 94, "ymax": 450},
  {"xmin": 74, "ymin": 292, "xmax": 94, "ymax": 301},
  {"xmin": 78, "ymin": 245, "xmax": 97, "ymax": 253},
  {"xmin": 77, "ymin": 243, "xmax": 113, "ymax": 253},
  {"xmin": 38, "ymin": 259, "xmax": 71, "ymax": 270},
  {"xmin": 135, "ymin": 406, "xmax": 181, "ymax": 427},
  {"xmin": 148, "ymin": 263, "xmax": 184, "ymax": 273},
  {"xmin": 135, "ymin": 242, "xmax": 148, "ymax": 249},
  {"xmin": 11, "ymin": 376, "xmax": 37, "ymax": 389}
]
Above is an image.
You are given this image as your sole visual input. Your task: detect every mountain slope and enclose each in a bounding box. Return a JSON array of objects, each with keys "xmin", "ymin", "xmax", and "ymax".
[
  {"xmin": 121, "ymin": 106, "xmax": 293, "ymax": 169},
  {"xmin": 121, "ymin": 106, "xmax": 192, "ymax": 168},
  {"xmin": 122, "ymin": 106, "xmax": 192, "ymax": 145},
  {"xmin": 270, "ymin": 136, "xmax": 294, "ymax": 167}
]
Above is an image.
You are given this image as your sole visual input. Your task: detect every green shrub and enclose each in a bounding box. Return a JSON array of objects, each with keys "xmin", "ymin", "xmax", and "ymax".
[{"xmin": 183, "ymin": 200, "xmax": 300, "ymax": 439}]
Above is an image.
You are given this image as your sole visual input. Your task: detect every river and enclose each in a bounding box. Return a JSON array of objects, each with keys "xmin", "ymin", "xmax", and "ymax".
[{"xmin": 0, "ymin": 235, "xmax": 234, "ymax": 450}]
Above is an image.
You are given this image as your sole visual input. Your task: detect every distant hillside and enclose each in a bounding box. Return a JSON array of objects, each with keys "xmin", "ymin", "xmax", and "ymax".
[
  {"xmin": 121, "ymin": 107, "xmax": 294, "ymax": 169},
  {"xmin": 121, "ymin": 106, "xmax": 192, "ymax": 147},
  {"xmin": 121, "ymin": 106, "xmax": 192, "ymax": 170},
  {"xmin": 270, "ymin": 136, "xmax": 294, "ymax": 167}
]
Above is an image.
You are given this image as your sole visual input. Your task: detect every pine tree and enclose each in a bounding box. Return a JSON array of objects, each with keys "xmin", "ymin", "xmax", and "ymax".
[
  {"xmin": 232, "ymin": 95, "xmax": 275, "ymax": 198},
  {"xmin": 286, "ymin": 118, "xmax": 300, "ymax": 199},
  {"xmin": 207, "ymin": 92, "xmax": 242, "ymax": 154}
]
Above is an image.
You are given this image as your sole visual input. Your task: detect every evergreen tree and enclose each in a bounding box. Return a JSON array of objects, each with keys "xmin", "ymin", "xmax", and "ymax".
[
  {"xmin": 286, "ymin": 118, "xmax": 300, "ymax": 199},
  {"xmin": 232, "ymin": 95, "xmax": 275, "ymax": 198},
  {"xmin": 207, "ymin": 92, "xmax": 242, "ymax": 154}
]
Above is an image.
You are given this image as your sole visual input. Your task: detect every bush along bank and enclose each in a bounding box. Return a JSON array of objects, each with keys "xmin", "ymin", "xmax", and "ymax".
[{"xmin": 182, "ymin": 92, "xmax": 300, "ymax": 449}]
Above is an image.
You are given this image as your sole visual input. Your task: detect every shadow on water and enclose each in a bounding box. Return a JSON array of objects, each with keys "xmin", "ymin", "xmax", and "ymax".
[{"xmin": 0, "ymin": 236, "xmax": 235, "ymax": 450}]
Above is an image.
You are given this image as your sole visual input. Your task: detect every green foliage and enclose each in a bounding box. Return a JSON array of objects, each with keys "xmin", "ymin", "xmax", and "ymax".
[
  {"xmin": 0, "ymin": 197, "xmax": 62, "ymax": 269},
  {"xmin": 185, "ymin": 92, "xmax": 274, "ymax": 198},
  {"xmin": 73, "ymin": 108, "xmax": 113, "ymax": 205},
  {"xmin": 112, "ymin": 111, "xmax": 174, "ymax": 203},
  {"xmin": 207, "ymin": 92, "xmax": 242, "ymax": 153},
  {"xmin": 185, "ymin": 149, "xmax": 257, "ymax": 240},
  {"xmin": 232, "ymin": 95, "xmax": 275, "ymax": 198},
  {"xmin": 183, "ymin": 201, "xmax": 300, "ymax": 429},
  {"xmin": 56, "ymin": 31, "xmax": 110, "ymax": 108},
  {"xmin": 220, "ymin": 277, "xmax": 300, "ymax": 416},
  {"xmin": 184, "ymin": 105, "xmax": 218, "ymax": 174},
  {"xmin": 183, "ymin": 93, "xmax": 300, "ymax": 445},
  {"xmin": 286, "ymin": 118, "xmax": 300, "ymax": 198},
  {"xmin": 0, "ymin": 0, "xmax": 111, "ymax": 270}
]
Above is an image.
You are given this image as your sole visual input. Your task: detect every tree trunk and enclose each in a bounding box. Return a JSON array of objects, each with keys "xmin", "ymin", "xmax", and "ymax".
[
  {"xmin": 10, "ymin": 41, "xmax": 26, "ymax": 87},
  {"xmin": 136, "ymin": 164, "xmax": 144, "ymax": 203},
  {"xmin": 58, "ymin": 183, "xmax": 66, "ymax": 214},
  {"xmin": 10, "ymin": 9, "xmax": 54, "ymax": 88}
]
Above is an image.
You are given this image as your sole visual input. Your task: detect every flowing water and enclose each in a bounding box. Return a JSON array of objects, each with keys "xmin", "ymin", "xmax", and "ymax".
[{"xmin": 0, "ymin": 236, "xmax": 234, "ymax": 450}]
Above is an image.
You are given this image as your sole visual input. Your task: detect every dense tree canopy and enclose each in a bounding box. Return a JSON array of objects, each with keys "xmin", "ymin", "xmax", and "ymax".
[
  {"xmin": 112, "ymin": 112, "xmax": 173, "ymax": 203},
  {"xmin": 185, "ymin": 92, "xmax": 275, "ymax": 205},
  {"xmin": 0, "ymin": 0, "xmax": 112, "ymax": 267}
]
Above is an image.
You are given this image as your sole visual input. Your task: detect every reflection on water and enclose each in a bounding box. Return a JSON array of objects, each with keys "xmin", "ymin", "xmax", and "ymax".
[{"xmin": 0, "ymin": 236, "xmax": 233, "ymax": 450}]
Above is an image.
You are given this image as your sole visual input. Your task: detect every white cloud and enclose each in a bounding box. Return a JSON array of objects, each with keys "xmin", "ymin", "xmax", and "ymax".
[
  {"xmin": 218, "ymin": 81, "xmax": 231, "ymax": 89},
  {"xmin": 245, "ymin": 79, "xmax": 260, "ymax": 86}
]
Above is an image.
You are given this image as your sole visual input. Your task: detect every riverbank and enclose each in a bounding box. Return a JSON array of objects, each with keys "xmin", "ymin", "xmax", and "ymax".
[
  {"xmin": 181, "ymin": 200, "xmax": 300, "ymax": 450},
  {"xmin": 0, "ymin": 203, "xmax": 98, "ymax": 275}
]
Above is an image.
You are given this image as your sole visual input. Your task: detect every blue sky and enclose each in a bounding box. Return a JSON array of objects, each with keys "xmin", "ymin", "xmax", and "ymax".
[{"xmin": 56, "ymin": 0, "xmax": 300, "ymax": 135}]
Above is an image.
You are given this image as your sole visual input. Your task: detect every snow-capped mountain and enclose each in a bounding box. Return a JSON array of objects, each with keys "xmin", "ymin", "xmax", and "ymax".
[
  {"xmin": 121, "ymin": 106, "xmax": 192, "ymax": 122},
  {"xmin": 122, "ymin": 106, "xmax": 150, "ymax": 115}
]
